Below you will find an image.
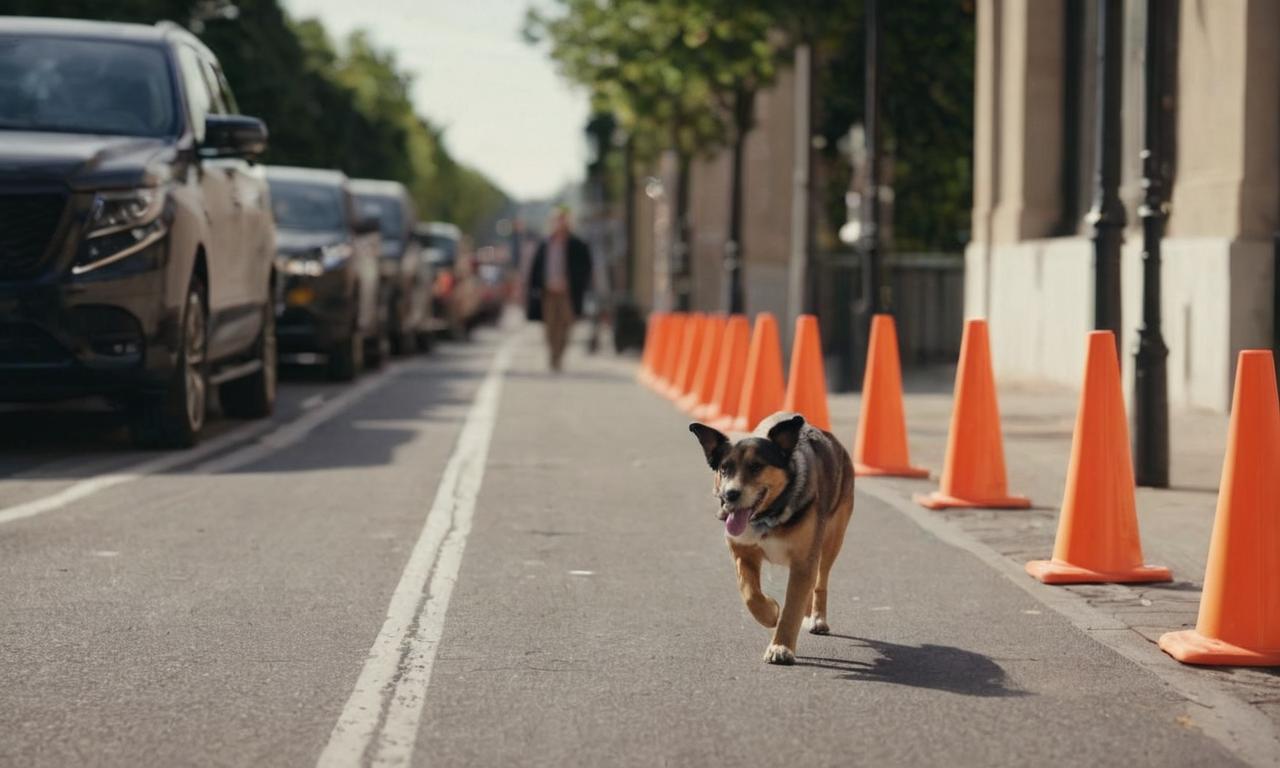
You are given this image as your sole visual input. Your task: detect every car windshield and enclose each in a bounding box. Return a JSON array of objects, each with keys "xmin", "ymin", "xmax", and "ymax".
[
  {"xmin": 421, "ymin": 234, "xmax": 458, "ymax": 266},
  {"xmin": 0, "ymin": 35, "xmax": 178, "ymax": 137},
  {"xmin": 356, "ymin": 195, "xmax": 404, "ymax": 241},
  {"xmin": 269, "ymin": 180, "xmax": 347, "ymax": 231}
]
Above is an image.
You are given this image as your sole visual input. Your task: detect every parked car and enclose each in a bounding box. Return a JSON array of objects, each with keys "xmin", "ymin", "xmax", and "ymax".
[
  {"xmin": 0, "ymin": 18, "xmax": 276, "ymax": 447},
  {"xmin": 265, "ymin": 167, "xmax": 381, "ymax": 380},
  {"xmin": 349, "ymin": 179, "xmax": 435, "ymax": 355},
  {"xmin": 414, "ymin": 221, "xmax": 480, "ymax": 340}
]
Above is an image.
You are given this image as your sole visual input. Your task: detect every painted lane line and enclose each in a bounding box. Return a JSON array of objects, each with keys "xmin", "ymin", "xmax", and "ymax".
[
  {"xmin": 0, "ymin": 362, "xmax": 410, "ymax": 528},
  {"xmin": 301, "ymin": 394, "xmax": 326, "ymax": 410},
  {"xmin": 317, "ymin": 337, "xmax": 514, "ymax": 768}
]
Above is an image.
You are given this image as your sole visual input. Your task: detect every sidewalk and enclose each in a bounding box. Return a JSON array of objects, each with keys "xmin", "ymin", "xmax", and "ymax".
[{"xmin": 824, "ymin": 368, "xmax": 1280, "ymax": 732}]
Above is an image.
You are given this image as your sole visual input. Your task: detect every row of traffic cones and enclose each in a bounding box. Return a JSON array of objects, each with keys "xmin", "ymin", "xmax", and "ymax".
[
  {"xmin": 640, "ymin": 311, "xmax": 827, "ymax": 433},
  {"xmin": 639, "ymin": 312, "xmax": 1279, "ymax": 667}
]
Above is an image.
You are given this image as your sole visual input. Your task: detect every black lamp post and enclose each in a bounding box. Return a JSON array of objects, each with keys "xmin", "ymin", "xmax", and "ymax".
[
  {"xmin": 861, "ymin": 0, "xmax": 884, "ymax": 320},
  {"xmin": 1089, "ymin": 0, "xmax": 1125, "ymax": 347},
  {"xmin": 1132, "ymin": 0, "xmax": 1174, "ymax": 488}
]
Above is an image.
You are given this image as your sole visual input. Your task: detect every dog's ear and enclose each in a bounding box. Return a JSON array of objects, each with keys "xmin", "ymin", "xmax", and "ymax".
[
  {"xmin": 689, "ymin": 422, "xmax": 730, "ymax": 470},
  {"xmin": 766, "ymin": 414, "xmax": 806, "ymax": 457}
]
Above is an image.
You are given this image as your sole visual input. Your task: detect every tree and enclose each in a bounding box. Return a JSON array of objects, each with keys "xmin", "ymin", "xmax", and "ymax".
[{"xmin": 530, "ymin": 0, "xmax": 792, "ymax": 312}]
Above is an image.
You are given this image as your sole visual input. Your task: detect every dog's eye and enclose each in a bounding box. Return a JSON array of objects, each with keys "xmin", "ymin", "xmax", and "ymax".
[
  {"xmin": 747, "ymin": 462, "xmax": 764, "ymax": 475},
  {"xmin": 721, "ymin": 462, "xmax": 735, "ymax": 475}
]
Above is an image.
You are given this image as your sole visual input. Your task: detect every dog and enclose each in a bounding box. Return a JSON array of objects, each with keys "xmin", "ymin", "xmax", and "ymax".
[{"xmin": 689, "ymin": 412, "xmax": 854, "ymax": 665}]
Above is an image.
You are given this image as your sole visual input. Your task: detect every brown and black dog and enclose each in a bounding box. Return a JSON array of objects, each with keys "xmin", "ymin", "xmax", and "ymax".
[{"xmin": 689, "ymin": 412, "xmax": 854, "ymax": 665}]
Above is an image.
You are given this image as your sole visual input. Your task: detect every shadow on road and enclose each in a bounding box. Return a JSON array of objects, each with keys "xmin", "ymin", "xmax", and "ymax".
[{"xmin": 797, "ymin": 634, "xmax": 1028, "ymax": 698}]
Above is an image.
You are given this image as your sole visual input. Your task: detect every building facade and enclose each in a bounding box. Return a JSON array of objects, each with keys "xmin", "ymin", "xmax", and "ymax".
[{"xmin": 969, "ymin": 0, "xmax": 1280, "ymax": 411}]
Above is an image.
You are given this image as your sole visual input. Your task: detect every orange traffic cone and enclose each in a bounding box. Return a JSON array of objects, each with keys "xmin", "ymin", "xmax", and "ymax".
[
  {"xmin": 654, "ymin": 313, "xmax": 687, "ymax": 392},
  {"xmin": 674, "ymin": 314, "xmax": 713, "ymax": 401},
  {"xmin": 680, "ymin": 315, "xmax": 726, "ymax": 413},
  {"xmin": 1159, "ymin": 350, "xmax": 1280, "ymax": 665},
  {"xmin": 638, "ymin": 312, "xmax": 667, "ymax": 386},
  {"xmin": 1025, "ymin": 331, "xmax": 1171, "ymax": 584},
  {"xmin": 915, "ymin": 319, "xmax": 1029, "ymax": 509},
  {"xmin": 730, "ymin": 313, "xmax": 785, "ymax": 433},
  {"xmin": 782, "ymin": 314, "xmax": 831, "ymax": 431},
  {"xmin": 853, "ymin": 314, "xmax": 929, "ymax": 477},
  {"xmin": 655, "ymin": 314, "xmax": 686, "ymax": 394},
  {"xmin": 665, "ymin": 313, "xmax": 705, "ymax": 399},
  {"xmin": 699, "ymin": 315, "xmax": 750, "ymax": 424}
]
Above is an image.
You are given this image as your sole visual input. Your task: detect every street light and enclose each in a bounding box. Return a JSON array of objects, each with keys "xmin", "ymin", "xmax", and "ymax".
[
  {"xmin": 1132, "ymin": 0, "xmax": 1174, "ymax": 488},
  {"xmin": 1088, "ymin": 0, "xmax": 1125, "ymax": 348}
]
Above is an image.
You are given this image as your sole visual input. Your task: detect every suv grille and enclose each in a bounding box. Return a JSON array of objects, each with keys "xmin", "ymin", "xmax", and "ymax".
[
  {"xmin": 0, "ymin": 323, "xmax": 69, "ymax": 365},
  {"xmin": 0, "ymin": 193, "xmax": 67, "ymax": 279}
]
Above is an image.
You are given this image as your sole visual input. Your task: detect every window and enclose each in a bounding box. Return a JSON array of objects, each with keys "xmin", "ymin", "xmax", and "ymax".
[
  {"xmin": 176, "ymin": 44, "xmax": 213, "ymax": 140},
  {"xmin": 0, "ymin": 35, "xmax": 177, "ymax": 137}
]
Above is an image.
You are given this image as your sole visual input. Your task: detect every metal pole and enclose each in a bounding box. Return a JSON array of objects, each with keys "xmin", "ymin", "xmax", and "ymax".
[
  {"xmin": 1133, "ymin": 0, "xmax": 1173, "ymax": 487},
  {"xmin": 787, "ymin": 43, "xmax": 812, "ymax": 330},
  {"xmin": 862, "ymin": 0, "xmax": 883, "ymax": 317},
  {"xmin": 1089, "ymin": 0, "xmax": 1125, "ymax": 347}
]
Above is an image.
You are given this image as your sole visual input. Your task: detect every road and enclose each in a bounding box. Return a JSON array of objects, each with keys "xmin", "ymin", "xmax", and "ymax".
[{"xmin": 0, "ymin": 323, "xmax": 1250, "ymax": 767}]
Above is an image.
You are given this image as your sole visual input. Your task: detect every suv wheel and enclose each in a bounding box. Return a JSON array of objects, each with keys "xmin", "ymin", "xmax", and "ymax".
[
  {"xmin": 364, "ymin": 331, "xmax": 389, "ymax": 370},
  {"xmin": 221, "ymin": 299, "xmax": 277, "ymax": 419},
  {"xmin": 131, "ymin": 278, "xmax": 208, "ymax": 448},
  {"xmin": 328, "ymin": 310, "xmax": 363, "ymax": 381}
]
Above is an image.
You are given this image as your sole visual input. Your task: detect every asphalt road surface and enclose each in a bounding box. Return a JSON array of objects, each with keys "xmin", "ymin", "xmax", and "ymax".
[{"xmin": 0, "ymin": 324, "xmax": 1249, "ymax": 767}]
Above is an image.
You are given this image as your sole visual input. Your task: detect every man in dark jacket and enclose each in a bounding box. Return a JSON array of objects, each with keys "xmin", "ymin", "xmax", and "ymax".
[{"xmin": 527, "ymin": 207, "xmax": 592, "ymax": 371}]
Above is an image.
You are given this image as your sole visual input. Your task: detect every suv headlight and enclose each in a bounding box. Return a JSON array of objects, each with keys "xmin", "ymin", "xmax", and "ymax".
[
  {"xmin": 320, "ymin": 242, "xmax": 352, "ymax": 270},
  {"xmin": 73, "ymin": 188, "xmax": 169, "ymax": 275},
  {"xmin": 87, "ymin": 188, "xmax": 166, "ymax": 238}
]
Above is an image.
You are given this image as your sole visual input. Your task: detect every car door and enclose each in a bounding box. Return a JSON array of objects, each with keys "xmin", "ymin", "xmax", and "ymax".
[
  {"xmin": 176, "ymin": 44, "xmax": 240, "ymax": 358},
  {"xmin": 200, "ymin": 54, "xmax": 264, "ymax": 353}
]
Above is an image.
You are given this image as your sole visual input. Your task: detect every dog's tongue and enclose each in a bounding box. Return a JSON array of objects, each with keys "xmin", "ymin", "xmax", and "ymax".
[{"xmin": 725, "ymin": 508, "xmax": 751, "ymax": 537}]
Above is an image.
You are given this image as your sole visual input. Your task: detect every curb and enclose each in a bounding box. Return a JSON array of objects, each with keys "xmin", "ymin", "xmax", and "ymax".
[{"xmin": 856, "ymin": 478, "xmax": 1280, "ymax": 768}]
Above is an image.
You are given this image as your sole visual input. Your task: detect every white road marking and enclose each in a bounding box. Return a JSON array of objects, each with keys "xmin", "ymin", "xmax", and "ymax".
[
  {"xmin": 317, "ymin": 337, "xmax": 515, "ymax": 768},
  {"xmin": 0, "ymin": 362, "xmax": 409, "ymax": 528},
  {"xmin": 301, "ymin": 394, "xmax": 326, "ymax": 410},
  {"xmin": 568, "ymin": 570, "xmax": 594, "ymax": 576}
]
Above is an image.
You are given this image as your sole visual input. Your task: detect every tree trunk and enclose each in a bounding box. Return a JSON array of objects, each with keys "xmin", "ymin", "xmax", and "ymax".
[
  {"xmin": 673, "ymin": 150, "xmax": 692, "ymax": 311},
  {"xmin": 724, "ymin": 87, "xmax": 756, "ymax": 314}
]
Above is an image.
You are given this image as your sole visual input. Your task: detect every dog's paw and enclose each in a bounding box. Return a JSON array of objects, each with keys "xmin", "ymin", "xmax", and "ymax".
[
  {"xmin": 807, "ymin": 616, "xmax": 830, "ymax": 635},
  {"xmin": 762, "ymin": 644, "xmax": 796, "ymax": 665}
]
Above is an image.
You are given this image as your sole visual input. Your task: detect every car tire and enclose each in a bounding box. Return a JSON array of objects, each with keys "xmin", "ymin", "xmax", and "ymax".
[
  {"xmin": 130, "ymin": 276, "xmax": 208, "ymax": 449},
  {"xmin": 329, "ymin": 328, "xmax": 363, "ymax": 383},
  {"xmin": 221, "ymin": 299, "xmax": 277, "ymax": 419},
  {"xmin": 364, "ymin": 332, "xmax": 389, "ymax": 370}
]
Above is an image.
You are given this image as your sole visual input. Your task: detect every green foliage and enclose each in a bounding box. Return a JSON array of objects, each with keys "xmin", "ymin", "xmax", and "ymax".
[
  {"xmin": 0, "ymin": 0, "xmax": 510, "ymax": 238},
  {"xmin": 815, "ymin": 0, "xmax": 975, "ymax": 253}
]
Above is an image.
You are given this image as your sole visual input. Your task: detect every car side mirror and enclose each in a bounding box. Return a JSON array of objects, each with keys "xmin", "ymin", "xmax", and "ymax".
[
  {"xmin": 354, "ymin": 216, "xmax": 381, "ymax": 235},
  {"xmin": 202, "ymin": 114, "xmax": 268, "ymax": 159}
]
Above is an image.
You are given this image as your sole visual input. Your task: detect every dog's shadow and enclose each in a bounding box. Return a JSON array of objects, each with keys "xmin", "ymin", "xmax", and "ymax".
[{"xmin": 796, "ymin": 633, "xmax": 1028, "ymax": 698}]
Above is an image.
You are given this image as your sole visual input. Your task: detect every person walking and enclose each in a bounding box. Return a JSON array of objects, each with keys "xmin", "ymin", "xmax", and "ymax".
[{"xmin": 527, "ymin": 207, "xmax": 593, "ymax": 371}]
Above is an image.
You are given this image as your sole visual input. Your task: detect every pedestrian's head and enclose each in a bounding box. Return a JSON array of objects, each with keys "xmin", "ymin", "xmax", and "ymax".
[{"xmin": 551, "ymin": 206, "xmax": 571, "ymax": 238}]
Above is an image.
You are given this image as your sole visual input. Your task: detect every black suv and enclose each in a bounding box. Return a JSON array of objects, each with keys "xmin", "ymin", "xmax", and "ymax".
[
  {"xmin": 349, "ymin": 179, "xmax": 434, "ymax": 355},
  {"xmin": 0, "ymin": 18, "xmax": 278, "ymax": 447},
  {"xmin": 266, "ymin": 166, "xmax": 381, "ymax": 381}
]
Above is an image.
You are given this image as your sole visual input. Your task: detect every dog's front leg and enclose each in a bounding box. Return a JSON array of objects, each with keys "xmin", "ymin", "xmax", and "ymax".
[
  {"xmin": 763, "ymin": 561, "xmax": 817, "ymax": 665},
  {"xmin": 729, "ymin": 543, "xmax": 778, "ymax": 628}
]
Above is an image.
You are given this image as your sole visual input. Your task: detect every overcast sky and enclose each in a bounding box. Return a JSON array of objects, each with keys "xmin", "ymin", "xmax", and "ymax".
[{"xmin": 282, "ymin": 0, "xmax": 589, "ymax": 202}]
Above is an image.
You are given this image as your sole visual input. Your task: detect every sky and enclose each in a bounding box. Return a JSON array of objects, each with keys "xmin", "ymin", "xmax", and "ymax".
[{"xmin": 282, "ymin": 0, "xmax": 589, "ymax": 202}]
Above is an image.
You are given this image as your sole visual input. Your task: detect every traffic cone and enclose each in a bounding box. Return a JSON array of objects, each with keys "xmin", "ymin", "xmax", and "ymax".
[
  {"xmin": 679, "ymin": 315, "xmax": 726, "ymax": 413},
  {"xmin": 915, "ymin": 319, "xmax": 1029, "ymax": 509},
  {"xmin": 670, "ymin": 314, "xmax": 711, "ymax": 401},
  {"xmin": 730, "ymin": 313, "xmax": 785, "ymax": 433},
  {"xmin": 699, "ymin": 315, "xmax": 750, "ymax": 424},
  {"xmin": 853, "ymin": 314, "xmax": 929, "ymax": 477},
  {"xmin": 1025, "ymin": 331, "xmax": 1171, "ymax": 584},
  {"xmin": 638, "ymin": 312, "xmax": 666, "ymax": 387},
  {"xmin": 1159, "ymin": 350, "xmax": 1280, "ymax": 665},
  {"xmin": 782, "ymin": 314, "xmax": 832, "ymax": 431},
  {"xmin": 654, "ymin": 313, "xmax": 687, "ymax": 392}
]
